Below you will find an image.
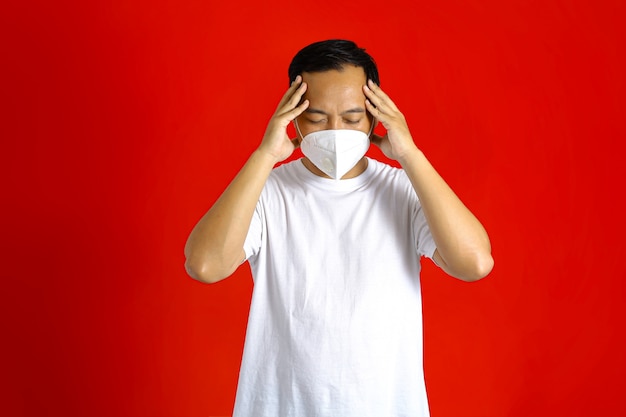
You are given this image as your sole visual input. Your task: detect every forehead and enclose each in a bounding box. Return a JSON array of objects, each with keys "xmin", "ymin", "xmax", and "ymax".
[{"xmin": 301, "ymin": 65, "xmax": 367, "ymax": 108}]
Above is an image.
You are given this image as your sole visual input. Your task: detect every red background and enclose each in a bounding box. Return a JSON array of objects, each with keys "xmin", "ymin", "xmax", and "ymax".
[{"xmin": 2, "ymin": 0, "xmax": 625, "ymax": 416}]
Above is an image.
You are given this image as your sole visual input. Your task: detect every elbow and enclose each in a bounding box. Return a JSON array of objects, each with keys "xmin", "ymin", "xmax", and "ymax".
[
  {"xmin": 463, "ymin": 253, "xmax": 494, "ymax": 282},
  {"xmin": 184, "ymin": 257, "xmax": 233, "ymax": 284}
]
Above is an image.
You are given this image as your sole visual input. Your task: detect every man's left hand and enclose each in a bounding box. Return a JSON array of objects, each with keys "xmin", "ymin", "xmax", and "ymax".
[{"xmin": 363, "ymin": 79, "xmax": 418, "ymax": 162}]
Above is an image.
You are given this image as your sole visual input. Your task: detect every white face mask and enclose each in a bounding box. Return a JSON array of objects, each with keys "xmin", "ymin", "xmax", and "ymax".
[{"xmin": 295, "ymin": 120, "xmax": 372, "ymax": 180}]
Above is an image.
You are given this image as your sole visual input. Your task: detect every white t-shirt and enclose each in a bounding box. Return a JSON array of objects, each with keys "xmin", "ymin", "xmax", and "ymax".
[{"xmin": 235, "ymin": 157, "xmax": 437, "ymax": 417}]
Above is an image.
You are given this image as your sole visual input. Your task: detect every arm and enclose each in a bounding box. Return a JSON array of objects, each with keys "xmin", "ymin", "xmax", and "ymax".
[
  {"xmin": 184, "ymin": 77, "xmax": 310, "ymax": 284},
  {"xmin": 364, "ymin": 80, "xmax": 493, "ymax": 282}
]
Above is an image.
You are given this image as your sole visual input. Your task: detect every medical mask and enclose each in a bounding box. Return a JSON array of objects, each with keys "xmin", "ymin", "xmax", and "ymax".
[{"xmin": 295, "ymin": 120, "xmax": 373, "ymax": 180}]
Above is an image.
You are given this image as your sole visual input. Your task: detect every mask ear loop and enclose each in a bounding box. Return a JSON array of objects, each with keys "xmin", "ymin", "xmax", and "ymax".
[
  {"xmin": 293, "ymin": 118, "xmax": 304, "ymax": 141},
  {"xmin": 367, "ymin": 117, "xmax": 375, "ymax": 138}
]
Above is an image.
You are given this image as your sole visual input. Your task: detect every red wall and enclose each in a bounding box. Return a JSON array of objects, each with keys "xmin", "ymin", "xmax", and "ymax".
[{"xmin": 2, "ymin": 0, "xmax": 625, "ymax": 416}]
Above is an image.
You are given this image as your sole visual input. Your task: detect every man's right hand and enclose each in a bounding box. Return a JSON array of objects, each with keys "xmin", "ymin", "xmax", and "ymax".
[{"xmin": 257, "ymin": 75, "xmax": 309, "ymax": 163}]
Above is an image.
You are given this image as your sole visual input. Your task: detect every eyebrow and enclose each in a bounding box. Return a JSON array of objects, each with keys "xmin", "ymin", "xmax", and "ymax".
[{"xmin": 304, "ymin": 107, "xmax": 366, "ymax": 116}]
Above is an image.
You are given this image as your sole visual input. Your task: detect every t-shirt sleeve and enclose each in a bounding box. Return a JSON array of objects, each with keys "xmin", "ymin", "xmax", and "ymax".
[
  {"xmin": 243, "ymin": 200, "xmax": 263, "ymax": 261},
  {"xmin": 413, "ymin": 201, "xmax": 437, "ymax": 259}
]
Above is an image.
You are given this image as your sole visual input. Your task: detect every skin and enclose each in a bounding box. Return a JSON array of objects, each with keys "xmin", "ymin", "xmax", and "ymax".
[
  {"xmin": 295, "ymin": 66, "xmax": 374, "ymax": 179},
  {"xmin": 184, "ymin": 65, "xmax": 494, "ymax": 283}
]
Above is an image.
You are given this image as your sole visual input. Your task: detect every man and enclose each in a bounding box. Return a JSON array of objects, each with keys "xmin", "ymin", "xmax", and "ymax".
[{"xmin": 185, "ymin": 39, "xmax": 493, "ymax": 416}]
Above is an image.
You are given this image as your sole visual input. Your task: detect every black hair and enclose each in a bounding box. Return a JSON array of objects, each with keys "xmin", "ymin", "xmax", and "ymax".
[{"xmin": 288, "ymin": 39, "xmax": 380, "ymax": 86}]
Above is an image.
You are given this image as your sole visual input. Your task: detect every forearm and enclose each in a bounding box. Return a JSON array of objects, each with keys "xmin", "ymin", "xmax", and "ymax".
[
  {"xmin": 362, "ymin": 80, "xmax": 492, "ymax": 281},
  {"xmin": 184, "ymin": 76, "xmax": 309, "ymax": 283},
  {"xmin": 399, "ymin": 147, "xmax": 493, "ymax": 281},
  {"xmin": 184, "ymin": 150, "xmax": 277, "ymax": 283}
]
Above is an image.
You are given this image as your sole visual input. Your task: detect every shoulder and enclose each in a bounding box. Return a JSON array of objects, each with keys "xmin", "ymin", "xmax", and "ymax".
[
  {"xmin": 272, "ymin": 158, "xmax": 301, "ymax": 177},
  {"xmin": 257, "ymin": 159, "xmax": 305, "ymax": 200},
  {"xmin": 367, "ymin": 158, "xmax": 411, "ymax": 186},
  {"xmin": 365, "ymin": 158, "xmax": 421, "ymax": 207},
  {"xmin": 267, "ymin": 159, "xmax": 303, "ymax": 186}
]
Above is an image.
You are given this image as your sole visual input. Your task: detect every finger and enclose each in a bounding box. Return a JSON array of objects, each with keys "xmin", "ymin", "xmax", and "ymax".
[
  {"xmin": 284, "ymin": 81, "xmax": 307, "ymax": 111},
  {"xmin": 363, "ymin": 85, "xmax": 390, "ymax": 115},
  {"xmin": 366, "ymin": 79, "xmax": 399, "ymax": 112},
  {"xmin": 366, "ymin": 79, "xmax": 394, "ymax": 105},
  {"xmin": 276, "ymin": 82, "xmax": 307, "ymax": 118},
  {"xmin": 365, "ymin": 97, "xmax": 386, "ymax": 120},
  {"xmin": 276, "ymin": 75, "xmax": 304, "ymax": 109},
  {"xmin": 282, "ymin": 98, "xmax": 309, "ymax": 122}
]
